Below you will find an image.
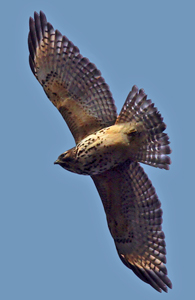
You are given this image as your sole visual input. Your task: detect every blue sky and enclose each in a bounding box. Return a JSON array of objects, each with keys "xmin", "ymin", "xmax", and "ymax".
[{"xmin": 1, "ymin": 0, "xmax": 194, "ymax": 299}]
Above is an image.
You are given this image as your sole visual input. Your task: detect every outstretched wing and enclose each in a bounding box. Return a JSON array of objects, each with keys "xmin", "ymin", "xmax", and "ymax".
[
  {"xmin": 28, "ymin": 11, "xmax": 117, "ymax": 144},
  {"xmin": 92, "ymin": 161, "xmax": 172, "ymax": 293}
]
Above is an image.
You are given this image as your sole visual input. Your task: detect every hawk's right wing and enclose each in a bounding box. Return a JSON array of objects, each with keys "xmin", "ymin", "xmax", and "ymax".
[
  {"xmin": 28, "ymin": 11, "xmax": 117, "ymax": 144},
  {"xmin": 92, "ymin": 161, "xmax": 172, "ymax": 293}
]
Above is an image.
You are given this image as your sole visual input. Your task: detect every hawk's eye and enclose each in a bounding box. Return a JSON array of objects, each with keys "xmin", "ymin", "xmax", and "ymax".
[
  {"xmin": 64, "ymin": 155, "xmax": 74, "ymax": 162},
  {"xmin": 60, "ymin": 152, "xmax": 74, "ymax": 163},
  {"xmin": 58, "ymin": 152, "xmax": 68, "ymax": 159}
]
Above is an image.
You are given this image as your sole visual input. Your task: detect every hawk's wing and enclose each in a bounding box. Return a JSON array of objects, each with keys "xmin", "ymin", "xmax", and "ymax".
[
  {"xmin": 92, "ymin": 161, "xmax": 172, "ymax": 293},
  {"xmin": 28, "ymin": 11, "xmax": 117, "ymax": 144}
]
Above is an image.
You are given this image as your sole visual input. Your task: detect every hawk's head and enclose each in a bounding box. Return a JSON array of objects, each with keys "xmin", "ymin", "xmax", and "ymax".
[{"xmin": 54, "ymin": 147, "xmax": 83, "ymax": 174}]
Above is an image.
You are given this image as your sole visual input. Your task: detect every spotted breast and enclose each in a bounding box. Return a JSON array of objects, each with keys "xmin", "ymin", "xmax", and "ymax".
[{"xmin": 55, "ymin": 122, "xmax": 146, "ymax": 175}]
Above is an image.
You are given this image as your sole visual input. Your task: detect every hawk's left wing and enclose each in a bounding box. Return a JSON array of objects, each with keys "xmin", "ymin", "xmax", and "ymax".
[
  {"xmin": 28, "ymin": 11, "xmax": 117, "ymax": 144},
  {"xmin": 92, "ymin": 161, "xmax": 172, "ymax": 292}
]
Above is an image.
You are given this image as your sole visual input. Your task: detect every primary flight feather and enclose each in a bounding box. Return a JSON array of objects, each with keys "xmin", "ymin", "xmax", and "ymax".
[{"xmin": 28, "ymin": 11, "xmax": 172, "ymax": 292}]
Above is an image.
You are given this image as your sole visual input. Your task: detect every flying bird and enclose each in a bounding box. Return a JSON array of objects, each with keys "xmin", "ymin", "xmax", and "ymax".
[{"xmin": 28, "ymin": 11, "xmax": 172, "ymax": 293}]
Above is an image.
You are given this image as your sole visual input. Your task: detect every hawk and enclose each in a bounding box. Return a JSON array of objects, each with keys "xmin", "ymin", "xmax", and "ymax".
[{"xmin": 28, "ymin": 11, "xmax": 172, "ymax": 293}]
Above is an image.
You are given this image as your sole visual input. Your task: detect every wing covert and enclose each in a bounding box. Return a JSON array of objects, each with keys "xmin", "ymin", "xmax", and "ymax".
[{"xmin": 28, "ymin": 11, "xmax": 117, "ymax": 144}]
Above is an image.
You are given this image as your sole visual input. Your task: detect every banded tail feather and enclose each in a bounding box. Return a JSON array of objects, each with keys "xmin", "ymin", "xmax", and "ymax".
[{"xmin": 116, "ymin": 86, "xmax": 171, "ymax": 170}]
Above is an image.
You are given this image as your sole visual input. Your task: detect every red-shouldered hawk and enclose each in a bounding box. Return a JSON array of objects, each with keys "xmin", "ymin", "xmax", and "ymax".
[{"xmin": 28, "ymin": 11, "xmax": 172, "ymax": 292}]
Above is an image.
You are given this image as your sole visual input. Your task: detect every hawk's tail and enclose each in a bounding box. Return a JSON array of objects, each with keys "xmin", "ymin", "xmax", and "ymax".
[{"xmin": 116, "ymin": 86, "xmax": 171, "ymax": 170}]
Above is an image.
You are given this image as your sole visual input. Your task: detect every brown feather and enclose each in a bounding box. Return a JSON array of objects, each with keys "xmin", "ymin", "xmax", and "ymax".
[
  {"xmin": 92, "ymin": 161, "xmax": 172, "ymax": 292},
  {"xmin": 116, "ymin": 86, "xmax": 171, "ymax": 169},
  {"xmin": 28, "ymin": 11, "xmax": 117, "ymax": 144},
  {"xmin": 28, "ymin": 11, "xmax": 172, "ymax": 293}
]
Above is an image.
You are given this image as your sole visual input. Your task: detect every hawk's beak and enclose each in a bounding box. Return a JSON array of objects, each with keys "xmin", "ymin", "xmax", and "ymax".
[{"xmin": 54, "ymin": 159, "xmax": 60, "ymax": 165}]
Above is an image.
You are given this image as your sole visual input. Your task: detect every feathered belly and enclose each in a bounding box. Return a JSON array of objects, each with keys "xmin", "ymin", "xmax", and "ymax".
[{"xmin": 75, "ymin": 126, "xmax": 130, "ymax": 175}]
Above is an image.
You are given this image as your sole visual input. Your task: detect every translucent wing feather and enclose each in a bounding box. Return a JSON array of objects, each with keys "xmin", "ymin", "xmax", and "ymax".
[
  {"xmin": 92, "ymin": 161, "xmax": 172, "ymax": 292},
  {"xmin": 28, "ymin": 11, "xmax": 117, "ymax": 144}
]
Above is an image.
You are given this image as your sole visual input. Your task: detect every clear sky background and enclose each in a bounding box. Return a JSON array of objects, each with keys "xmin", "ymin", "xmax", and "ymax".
[{"xmin": 1, "ymin": 0, "xmax": 194, "ymax": 299}]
